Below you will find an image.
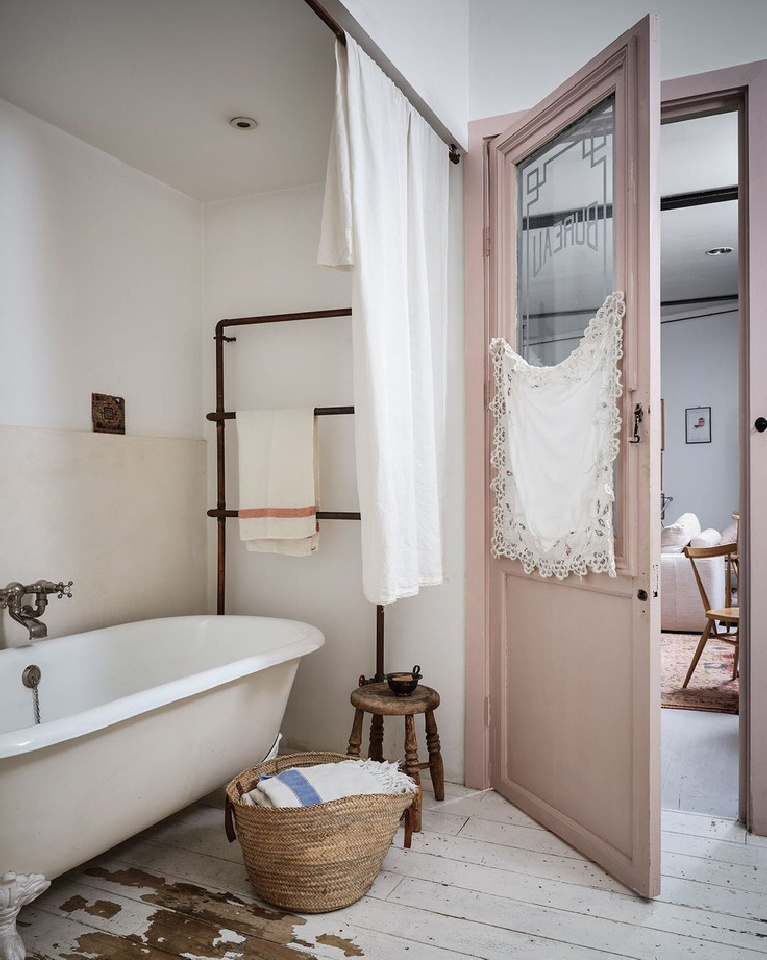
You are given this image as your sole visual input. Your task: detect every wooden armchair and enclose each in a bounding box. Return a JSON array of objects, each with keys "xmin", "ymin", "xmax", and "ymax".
[{"xmin": 682, "ymin": 543, "xmax": 739, "ymax": 688}]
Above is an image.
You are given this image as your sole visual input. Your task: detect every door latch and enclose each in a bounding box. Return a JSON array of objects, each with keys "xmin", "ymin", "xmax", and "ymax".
[{"xmin": 629, "ymin": 402, "xmax": 643, "ymax": 444}]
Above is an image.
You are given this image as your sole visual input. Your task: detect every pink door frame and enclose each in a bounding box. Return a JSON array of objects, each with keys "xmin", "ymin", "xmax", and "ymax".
[{"xmin": 464, "ymin": 59, "xmax": 767, "ymax": 834}]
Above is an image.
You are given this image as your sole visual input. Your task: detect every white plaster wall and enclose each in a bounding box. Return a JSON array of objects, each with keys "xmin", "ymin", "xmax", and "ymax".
[
  {"xmin": 203, "ymin": 177, "xmax": 465, "ymax": 781},
  {"xmin": 339, "ymin": 0, "xmax": 470, "ymax": 148},
  {"xmin": 469, "ymin": 0, "xmax": 767, "ymax": 118},
  {"xmin": 0, "ymin": 426, "xmax": 207, "ymax": 648},
  {"xmin": 0, "ymin": 100, "xmax": 207, "ymax": 644},
  {"xmin": 0, "ymin": 97, "xmax": 203, "ymax": 438},
  {"xmin": 661, "ymin": 312, "xmax": 739, "ymax": 533}
]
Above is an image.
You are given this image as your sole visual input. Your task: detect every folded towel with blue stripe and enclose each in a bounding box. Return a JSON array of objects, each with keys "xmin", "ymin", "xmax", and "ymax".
[{"xmin": 240, "ymin": 759, "xmax": 416, "ymax": 809}]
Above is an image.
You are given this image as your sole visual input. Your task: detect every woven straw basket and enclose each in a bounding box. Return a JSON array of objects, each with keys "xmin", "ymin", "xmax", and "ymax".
[{"xmin": 225, "ymin": 752, "xmax": 415, "ymax": 913}]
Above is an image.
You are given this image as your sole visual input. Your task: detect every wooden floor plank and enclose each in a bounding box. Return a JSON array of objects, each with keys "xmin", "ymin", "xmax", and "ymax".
[
  {"xmin": 458, "ymin": 815, "xmax": 589, "ymax": 860},
  {"xmin": 387, "ymin": 876, "xmax": 762, "ymax": 960},
  {"xmin": 662, "ymin": 850, "xmax": 767, "ymax": 895},
  {"xmin": 19, "ymin": 906, "xmax": 177, "ymax": 960},
  {"xmin": 406, "ymin": 828, "xmax": 628, "ymax": 893},
  {"xmin": 299, "ymin": 897, "xmax": 626, "ymax": 960},
  {"xmin": 381, "ymin": 846, "xmax": 767, "ymax": 953},
  {"xmin": 422, "ymin": 786, "xmax": 546, "ymax": 830},
  {"xmin": 656, "ymin": 874, "xmax": 767, "ymax": 922},
  {"xmin": 28, "ymin": 875, "xmax": 318, "ymax": 959},
  {"xmin": 416, "ymin": 809, "xmax": 470, "ymax": 836},
  {"xmin": 662, "ymin": 809, "xmax": 747, "ymax": 843},
  {"xmin": 662, "ymin": 830, "xmax": 767, "ymax": 867},
  {"xmin": 661, "ymin": 709, "xmax": 739, "ymax": 819}
]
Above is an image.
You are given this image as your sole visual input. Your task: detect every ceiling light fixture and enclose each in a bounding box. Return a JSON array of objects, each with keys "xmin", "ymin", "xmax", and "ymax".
[
  {"xmin": 705, "ymin": 246, "xmax": 734, "ymax": 256},
  {"xmin": 229, "ymin": 117, "xmax": 258, "ymax": 130}
]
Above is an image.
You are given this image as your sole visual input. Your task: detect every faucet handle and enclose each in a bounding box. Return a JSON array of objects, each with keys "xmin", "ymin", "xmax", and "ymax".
[
  {"xmin": 25, "ymin": 580, "xmax": 73, "ymax": 599},
  {"xmin": 0, "ymin": 583, "xmax": 24, "ymax": 609}
]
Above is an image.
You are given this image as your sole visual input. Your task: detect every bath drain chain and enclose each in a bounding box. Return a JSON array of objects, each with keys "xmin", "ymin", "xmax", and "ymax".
[{"xmin": 22, "ymin": 665, "xmax": 42, "ymax": 724}]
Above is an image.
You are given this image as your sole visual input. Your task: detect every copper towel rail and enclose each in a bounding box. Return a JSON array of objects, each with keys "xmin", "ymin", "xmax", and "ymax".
[{"xmin": 208, "ymin": 306, "xmax": 386, "ymax": 681}]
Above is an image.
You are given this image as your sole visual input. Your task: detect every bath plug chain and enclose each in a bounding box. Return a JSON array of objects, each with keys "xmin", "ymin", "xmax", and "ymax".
[{"xmin": 22, "ymin": 665, "xmax": 42, "ymax": 725}]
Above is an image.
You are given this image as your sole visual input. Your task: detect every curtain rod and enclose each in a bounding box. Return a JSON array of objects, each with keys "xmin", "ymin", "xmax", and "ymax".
[{"xmin": 302, "ymin": 0, "xmax": 461, "ymax": 164}]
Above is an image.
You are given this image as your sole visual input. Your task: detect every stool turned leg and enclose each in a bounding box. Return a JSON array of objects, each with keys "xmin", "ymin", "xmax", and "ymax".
[
  {"xmin": 425, "ymin": 709, "xmax": 445, "ymax": 802},
  {"xmin": 347, "ymin": 708, "xmax": 364, "ymax": 758},
  {"xmin": 369, "ymin": 713, "xmax": 384, "ymax": 761},
  {"xmin": 403, "ymin": 714, "xmax": 422, "ymax": 832}
]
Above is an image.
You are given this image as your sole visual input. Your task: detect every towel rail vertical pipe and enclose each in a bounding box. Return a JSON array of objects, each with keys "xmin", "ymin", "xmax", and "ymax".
[
  {"xmin": 214, "ymin": 325, "xmax": 230, "ymax": 615},
  {"xmin": 209, "ymin": 308, "xmax": 386, "ymax": 680}
]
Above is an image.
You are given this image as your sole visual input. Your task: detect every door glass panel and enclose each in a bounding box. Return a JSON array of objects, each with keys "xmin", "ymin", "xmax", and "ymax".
[{"xmin": 517, "ymin": 97, "xmax": 615, "ymax": 365}]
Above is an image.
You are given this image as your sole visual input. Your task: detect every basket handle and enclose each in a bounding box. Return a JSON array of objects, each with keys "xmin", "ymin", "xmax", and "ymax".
[
  {"xmin": 225, "ymin": 795, "xmax": 237, "ymax": 843},
  {"xmin": 402, "ymin": 805, "xmax": 413, "ymax": 849}
]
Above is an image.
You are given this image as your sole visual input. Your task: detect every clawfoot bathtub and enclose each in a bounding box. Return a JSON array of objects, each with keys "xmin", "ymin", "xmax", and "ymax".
[{"xmin": 0, "ymin": 614, "xmax": 324, "ymax": 959}]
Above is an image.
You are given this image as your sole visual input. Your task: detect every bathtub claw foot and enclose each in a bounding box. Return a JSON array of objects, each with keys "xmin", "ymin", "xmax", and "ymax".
[{"xmin": 0, "ymin": 872, "xmax": 50, "ymax": 960}]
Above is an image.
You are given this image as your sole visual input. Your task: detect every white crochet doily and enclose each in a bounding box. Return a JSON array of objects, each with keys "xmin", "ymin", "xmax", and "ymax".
[{"xmin": 489, "ymin": 291, "xmax": 625, "ymax": 579}]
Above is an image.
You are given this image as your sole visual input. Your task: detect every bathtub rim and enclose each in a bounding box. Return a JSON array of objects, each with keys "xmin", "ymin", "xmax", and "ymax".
[{"xmin": 0, "ymin": 614, "xmax": 324, "ymax": 759}]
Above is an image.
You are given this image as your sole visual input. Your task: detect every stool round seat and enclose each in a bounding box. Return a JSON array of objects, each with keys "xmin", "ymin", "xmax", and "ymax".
[{"xmin": 350, "ymin": 683, "xmax": 440, "ymax": 716}]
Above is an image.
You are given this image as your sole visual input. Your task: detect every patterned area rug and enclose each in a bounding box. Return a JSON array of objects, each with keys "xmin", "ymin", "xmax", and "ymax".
[{"xmin": 662, "ymin": 632, "xmax": 739, "ymax": 714}]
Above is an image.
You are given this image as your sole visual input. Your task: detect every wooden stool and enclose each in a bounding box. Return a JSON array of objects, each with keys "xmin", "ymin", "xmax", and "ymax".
[{"xmin": 346, "ymin": 683, "xmax": 444, "ymax": 832}]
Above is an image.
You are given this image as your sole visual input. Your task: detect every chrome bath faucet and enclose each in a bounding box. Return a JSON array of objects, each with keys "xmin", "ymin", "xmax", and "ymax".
[{"xmin": 0, "ymin": 580, "xmax": 73, "ymax": 642}]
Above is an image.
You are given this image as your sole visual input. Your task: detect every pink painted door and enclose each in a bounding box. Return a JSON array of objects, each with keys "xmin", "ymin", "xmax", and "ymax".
[{"xmin": 487, "ymin": 17, "xmax": 661, "ymax": 896}]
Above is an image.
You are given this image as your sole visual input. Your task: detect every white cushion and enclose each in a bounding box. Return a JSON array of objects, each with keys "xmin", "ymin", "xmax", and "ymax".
[
  {"xmin": 661, "ymin": 513, "xmax": 701, "ymax": 553},
  {"xmin": 690, "ymin": 527, "xmax": 722, "ymax": 548},
  {"xmin": 721, "ymin": 521, "xmax": 739, "ymax": 544}
]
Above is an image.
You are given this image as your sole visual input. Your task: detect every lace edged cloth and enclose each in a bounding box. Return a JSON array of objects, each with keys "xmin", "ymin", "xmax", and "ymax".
[{"xmin": 489, "ymin": 291, "xmax": 625, "ymax": 579}]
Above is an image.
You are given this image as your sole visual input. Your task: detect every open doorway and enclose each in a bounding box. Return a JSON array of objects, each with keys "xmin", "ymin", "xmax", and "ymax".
[{"xmin": 659, "ymin": 111, "xmax": 740, "ymax": 819}]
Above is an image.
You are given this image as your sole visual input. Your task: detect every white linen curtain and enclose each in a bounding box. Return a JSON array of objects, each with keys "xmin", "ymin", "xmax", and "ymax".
[
  {"xmin": 318, "ymin": 36, "xmax": 448, "ymax": 605},
  {"xmin": 489, "ymin": 292, "xmax": 625, "ymax": 579}
]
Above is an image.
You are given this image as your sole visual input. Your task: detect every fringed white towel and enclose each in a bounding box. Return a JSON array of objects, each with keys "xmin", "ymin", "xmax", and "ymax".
[
  {"xmin": 489, "ymin": 292, "xmax": 625, "ymax": 579},
  {"xmin": 318, "ymin": 35, "xmax": 448, "ymax": 605},
  {"xmin": 236, "ymin": 409, "xmax": 318, "ymax": 557},
  {"xmin": 240, "ymin": 760, "xmax": 416, "ymax": 808}
]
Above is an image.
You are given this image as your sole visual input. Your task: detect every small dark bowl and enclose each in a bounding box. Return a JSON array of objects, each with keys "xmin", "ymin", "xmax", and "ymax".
[{"xmin": 386, "ymin": 665, "xmax": 423, "ymax": 697}]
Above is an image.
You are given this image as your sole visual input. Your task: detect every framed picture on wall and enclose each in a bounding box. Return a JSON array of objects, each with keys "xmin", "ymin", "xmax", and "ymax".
[{"xmin": 685, "ymin": 406, "xmax": 712, "ymax": 444}]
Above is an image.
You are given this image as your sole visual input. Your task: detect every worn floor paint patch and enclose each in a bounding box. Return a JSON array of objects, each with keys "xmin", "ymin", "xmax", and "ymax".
[
  {"xmin": 85, "ymin": 866, "xmax": 305, "ymax": 943},
  {"xmin": 66, "ymin": 866, "xmax": 345, "ymax": 958},
  {"xmin": 59, "ymin": 894, "xmax": 122, "ymax": 920},
  {"xmin": 314, "ymin": 933, "xmax": 365, "ymax": 957},
  {"xmin": 59, "ymin": 907, "xmax": 314, "ymax": 959},
  {"xmin": 25, "ymin": 863, "xmax": 366, "ymax": 959}
]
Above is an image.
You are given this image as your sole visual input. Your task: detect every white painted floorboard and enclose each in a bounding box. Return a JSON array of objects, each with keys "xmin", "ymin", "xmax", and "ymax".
[
  {"xmin": 19, "ymin": 779, "xmax": 767, "ymax": 960},
  {"xmin": 661, "ymin": 707, "xmax": 739, "ymax": 818}
]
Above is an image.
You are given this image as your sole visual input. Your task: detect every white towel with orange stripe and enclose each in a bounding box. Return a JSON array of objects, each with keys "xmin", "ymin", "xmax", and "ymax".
[{"xmin": 236, "ymin": 409, "xmax": 319, "ymax": 556}]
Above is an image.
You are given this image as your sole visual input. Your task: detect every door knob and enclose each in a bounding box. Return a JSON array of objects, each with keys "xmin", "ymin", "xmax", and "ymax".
[{"xmin": 756, "ymin": 417, "xmax": 767, "ymax": 433}]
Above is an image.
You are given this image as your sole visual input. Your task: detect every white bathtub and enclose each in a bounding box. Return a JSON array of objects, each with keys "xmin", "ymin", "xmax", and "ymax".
[{"xmin": 0, "ymin": 614, "xmax": 323, "ymax": 955}]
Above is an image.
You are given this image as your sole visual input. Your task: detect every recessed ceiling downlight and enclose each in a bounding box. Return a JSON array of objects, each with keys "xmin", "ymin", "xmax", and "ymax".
[
  {"xmin": 230, "ymin": 117, "xmax": 258, "ymax": 130},
  {"xmin": 705, "ymin": 246, "xmax": 734, "ymax": 256}
]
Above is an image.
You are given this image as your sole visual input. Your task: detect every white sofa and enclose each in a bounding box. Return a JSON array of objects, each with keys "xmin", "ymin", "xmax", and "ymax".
[
  {"xmin": 660, "ymin": 513, "xmax": 730, "ymax": 633},
  {"xmin": 661, "ymin": 551, "xmax": 726, "ymax": 633}
]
